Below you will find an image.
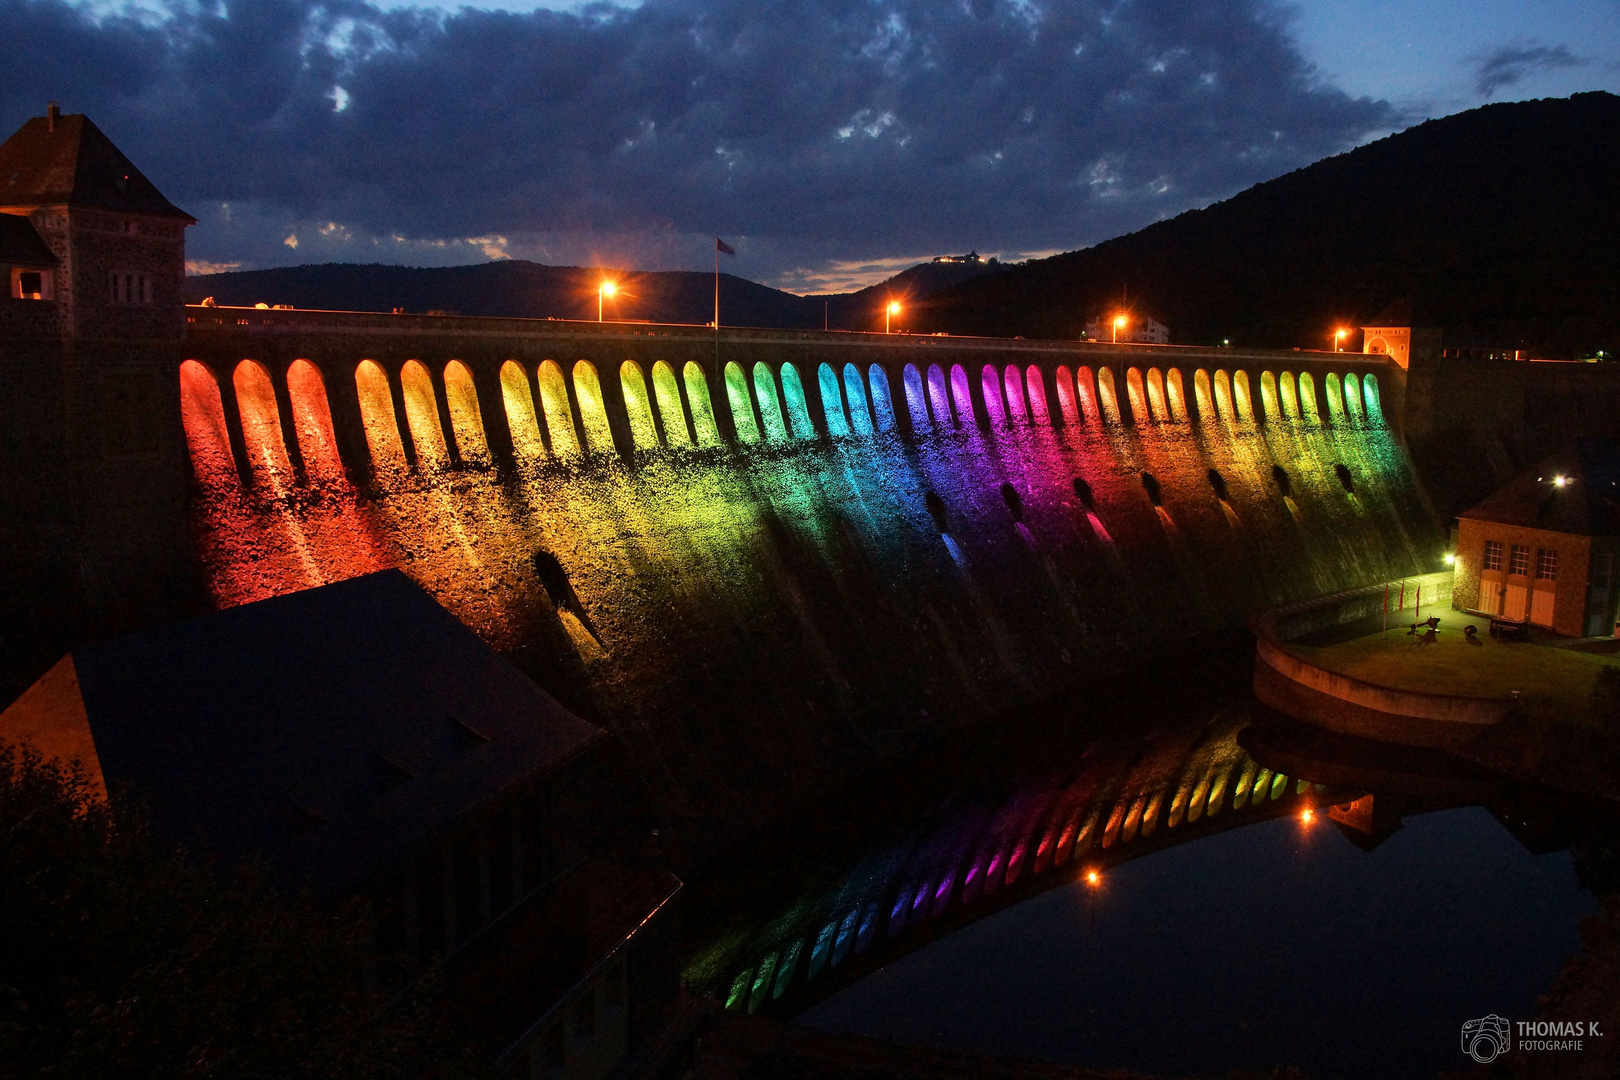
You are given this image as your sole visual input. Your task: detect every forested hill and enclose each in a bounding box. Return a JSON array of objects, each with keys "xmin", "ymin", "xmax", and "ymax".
[
  {"xmin": 914, "ymin": 92, "xmax": 1620, "ymax": 357},
  {"xmin": 182, "ymin": 256, "xmax": 1002, "ymax": 332}
]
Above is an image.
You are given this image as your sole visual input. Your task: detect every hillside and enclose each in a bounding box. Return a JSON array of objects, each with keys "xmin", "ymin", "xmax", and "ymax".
[
  {"xmin": 915, "ymin": 92, "xmax": 1620, "ymax": 357},
  {"xmin": 182, "ymin": 256, "xmax": 1002, "ymax": 332}
]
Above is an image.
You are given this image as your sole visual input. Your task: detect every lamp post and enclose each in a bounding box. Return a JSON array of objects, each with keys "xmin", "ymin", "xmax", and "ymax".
[
  {"xmin": 599, "ymin": 279, "xmax": 617, "ymax": 322},
  {"xmin": 1113, "ymin": 314, "xmax": 1127, "ymax": 344},
  {"xmin": 887, "ymin": 300, "xmax": 901, "ymax": 334},
  {"xmin": 1335, "ymin": 328, "xmax": 1347, "ymax": 352}
]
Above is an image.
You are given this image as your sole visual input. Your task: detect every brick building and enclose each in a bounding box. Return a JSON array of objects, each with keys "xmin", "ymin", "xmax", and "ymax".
[
  {"xmin": 0, "ymin": 102, "xmax": 193, "ymax": 341},
  {"xmin": 1451, "ymin": 440, "xmax": 1620, "ymax": 637}
]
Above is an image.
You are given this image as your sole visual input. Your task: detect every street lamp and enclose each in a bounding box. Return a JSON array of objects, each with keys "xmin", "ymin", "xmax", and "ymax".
[
  {"xmin": 1112, "ymin": 314, "xmax": 1127, "ymax": 344},
  {"xmin": 1335, "ymin": 327, "xmax": 1348, "ymax": 352},
  {"xmin": 886, "ymin": 300, "xmax": 901, "ymax": 334},
  {"xmin": 599, "ymin": 279, "xmax": 617, "ymax": 322}
]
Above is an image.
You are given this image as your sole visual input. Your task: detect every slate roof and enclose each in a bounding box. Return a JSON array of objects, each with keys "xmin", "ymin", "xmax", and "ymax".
[
  {"xmin": 1459, "ymin": 439, "xmax": 1620, "ymax": 537},
  {"xmin": 0, "ymin": 111, "xmax": 194, "ymax": 221},
  {"xmin": 2, "ymin": 570, "xmax": 604, "ymax": 900},
  {"xmin": 0, "ymin": 213, "xmax": 58, "ymax": 268}
]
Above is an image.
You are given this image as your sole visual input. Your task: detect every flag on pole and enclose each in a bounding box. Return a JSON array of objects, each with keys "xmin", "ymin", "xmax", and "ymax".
[{"xmin": 716, "ymin": 237, "xmax": 736, "ymax": 256}]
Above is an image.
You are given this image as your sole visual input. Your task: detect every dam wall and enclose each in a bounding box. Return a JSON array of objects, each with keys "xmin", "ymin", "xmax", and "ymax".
[{"xmin": 2, "ymin": 309, "xmax": 1437, "ymax": 860}]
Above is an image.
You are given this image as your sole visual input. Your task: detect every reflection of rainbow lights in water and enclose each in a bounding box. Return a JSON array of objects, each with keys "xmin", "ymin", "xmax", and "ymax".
[
  {"xmin": 178, "ymin": 350, "xmax": 1431, "ymax": 847},
  {"xmin": 699, "ymin": 708, "xmax": 1327, "ymax": 1016}
]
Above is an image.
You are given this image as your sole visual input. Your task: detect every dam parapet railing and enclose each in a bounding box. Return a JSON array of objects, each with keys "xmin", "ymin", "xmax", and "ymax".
[
  {"xmin": 181, "ymin": 305, "xmax": 1403, "ymax": 491},
  {"xmin": 1251, "ymin": 571, "xmax": 1517, "ymax": 749}
]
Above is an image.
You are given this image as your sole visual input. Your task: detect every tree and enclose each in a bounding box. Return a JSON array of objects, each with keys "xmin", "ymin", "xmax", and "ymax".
[{"xmin": 0, "ymin": 743, "xmax": 489, "ymax": 1079}]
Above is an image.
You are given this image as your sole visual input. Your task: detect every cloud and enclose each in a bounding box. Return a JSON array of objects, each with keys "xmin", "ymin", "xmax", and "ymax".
[
  {"xmin": 1, "ymin": 0, "xmax": 1397, "ymax": 288},
  {"xmin": 1472, "ymin": 42, "xmax": 1588, "ymax": 99}
]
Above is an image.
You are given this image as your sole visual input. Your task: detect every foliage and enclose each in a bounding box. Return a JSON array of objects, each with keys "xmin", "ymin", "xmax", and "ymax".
[{"xmin": 0, "ymin": 743, "xmax": 489, "ymax": 1080}]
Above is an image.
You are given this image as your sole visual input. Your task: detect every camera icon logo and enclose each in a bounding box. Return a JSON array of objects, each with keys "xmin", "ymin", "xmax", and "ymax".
[{"xmin": 1462, "ymin": 1015, "xmax": 1512, "ymax": 1063}]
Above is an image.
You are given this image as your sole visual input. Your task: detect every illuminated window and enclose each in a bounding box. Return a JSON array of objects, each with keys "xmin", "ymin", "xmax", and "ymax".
[
  {"xmin": 1509, "ymin": 545, "xmax": 1530, "ymax": 576},
  {"xmin": 1536, "ymin": 548, "xmax": 1558, "ymax": 581},
  {"xmin": 1483, "ymin": 540, "xmax": 1503, "ymax": 571}
]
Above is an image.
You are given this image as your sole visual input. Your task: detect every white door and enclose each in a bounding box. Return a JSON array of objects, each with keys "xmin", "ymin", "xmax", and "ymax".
[{"xmin": 1505, "ymin": 582, "xmax": 1529, "ymax": 621}]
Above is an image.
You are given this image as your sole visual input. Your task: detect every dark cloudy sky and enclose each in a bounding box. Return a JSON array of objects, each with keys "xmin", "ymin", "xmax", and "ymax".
[{"xmin": 3, "ymin": 0, "xmax": 1615, "ymax": 291}]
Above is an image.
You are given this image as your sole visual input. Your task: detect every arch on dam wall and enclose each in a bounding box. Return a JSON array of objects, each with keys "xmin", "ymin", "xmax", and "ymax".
[
  {"xmin": 1233, "ymin": 370, "xmax": 1255, "ymax": 423},
  {"xmin": 1145, "ymin": 368, "xmax": 1168, "ymax": 421},
  {"xmin": 1213, "ymin": 369, "xmax": 1233, "ymax": 423},
  {"xmin": 1003, "ymin": 366, "xmax": 1028, "ymax": 424},
  {"xmin": 400, "ymin": 360, "xmax": 450, "ymax": 469},
  {"xmin": 621, "ymin": 361, "xmax": 661, "ymax": 449},
  {"xmin": 1165, "ymin": 368, "xmax": 1187, "ymax": 423},
  {"xmin": 868, "ymin": 365, "xmax": 898, "ymax": 433},
  {"xmin": 500, "ymin": 361, "xmax": 546, "ymax": 461},
  {"xmin": 902, "ymin": 364, "xmax": 931, "ymax": 432},
  {"xmin": 286, "ymin": 359, "xmax": 344, "ymax": 483},
  {"xmin": 1297, "ymin": 371, "xmax": 1320, "ymax": 425},
  {"xmin": 683, "ymin": 361, "xmax": 723, "ymax": 446},
  {"xmin": 1362, "ymin": 374, "xmax": 1383, "ymax": 424},
  {"xmin": 234, "ymin": 360, "xmax": 295, "ymax": 485},
  {"xmin": 444, "ymin": 360, "xmax": 490, "ymax": 466},
  {"xmin": 819, "ymin": 363, "xmax": 851, "ymax": 437},
  {"xmin": 950, "ymin": 364, "xmax": 975, "ymax": 426},
  {"xmin": 651, "ymin": 361, "xmax": 692, "ymax": 447},
  {"xmin": 1096, "ymin": 367, "xmax": 1121, "ymax": 425},
  {"xmin": 755, "ymin": 362, "xmax": 790, "ymax": 441},
  {"xmin": 1125, "ymin": 367, "xmax": 1148, "ymax": 422},
  {"xmin": 536, "ymin": 361, "xmax": 581, "ymax": 457},
  {"xmin": 1324, "ymin": 372, "xmax": 1345, "ymax": 422},
  {"xmin": 1259, "ymin": 370, "xmax": 1280, "ymax": 422},
  {"xmin": 844, "ymin": 363, "xmax": 875, "ymax": 436},
  {"xmin": 1053, "ymin": 365, "xmax": 1080, "ymax": 425},
  {"xmin": 1075, "ymin": 366, "xmax": 1101, "ymax": 426},
  {"xmin": 1278, "ymin": 372, "xmax": 1299, "ymax": 421},
  {"xmin": 178, "ymin": 360, "xmax": 238, "ymax": 489},
  {"xmin": 779, "ymin": 363, "xmax": 815, "ymax": 439},
  {"xmin": 1025, "ymin": 366, "xmax": 1050, "ymax": 424},
  {"xmin": 981, "ymin": 365, "xmax": 1007, "ymax": 427},
  {"xmin": 1193, "ymin": 369, "xmax": 1213, "ymax": 421},
  {"xmin": 927, "ymin": 364, "xmax": 953, "ymax": 427},
  {"xmin": 354, "ymin": 360, "xmax": 408, "ymax": 472},
  {"xmin": 1343, "ymin": 372, "xmax": 1365, "ymax": 422},
  {"xmin": 572, "ymin": 361, "xmax": 617, "ymax": 454},
  {"xmin": 724, "ymin": 362, "xmax": 762, "ymax": 444}
]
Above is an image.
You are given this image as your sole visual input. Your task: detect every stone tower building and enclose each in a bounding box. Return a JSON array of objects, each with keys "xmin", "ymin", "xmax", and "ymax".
[{"xmin": 0, "ymin": 103, "xmax": 193, "ymax": 341}]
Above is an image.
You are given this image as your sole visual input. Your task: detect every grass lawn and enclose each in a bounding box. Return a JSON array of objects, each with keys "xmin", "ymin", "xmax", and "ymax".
[{"xmin": 1292, "ymin": 620, "xmax": 1620, "ymax": 730}]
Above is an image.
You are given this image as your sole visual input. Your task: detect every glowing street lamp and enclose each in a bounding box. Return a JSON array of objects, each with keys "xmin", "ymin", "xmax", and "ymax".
[
  {"xmin": 1112, "ymin": 314, "xmax": 1127, "ymax": 344},
  {"xmin": 886, "ymin": 300, "xmax": 901, "ymax": 334},
  {"xmin": 1084, "ymin": 868, "xmax": 1101, "ymax": 888},
  {"xmin": 598, "ymin": 279, "xmax": 617, "ymax": 322},
  {"xmin": 1300, "ymin": 808, "xmax": 1316, "ymax": 825},
  {"xmin": 1335, "ymin": 327, "xmax": 1348, "ymax": 352}
]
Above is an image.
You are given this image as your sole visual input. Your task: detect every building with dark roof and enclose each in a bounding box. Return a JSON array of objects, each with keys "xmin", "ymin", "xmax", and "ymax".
[
  {"xmin": 0, "ymin": 102, "xmax": 192, "ymax": 339},
  {"xmin": 0, "ymin": 569, "xmax": 689, "ymax": 1076},
  {"xmin": 1451, "ymin": 439, "xmax": 1620, "ymax": 636}
]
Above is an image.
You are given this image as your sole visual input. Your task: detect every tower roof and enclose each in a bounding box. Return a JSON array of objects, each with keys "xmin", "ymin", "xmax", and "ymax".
[{"xmin": 0, "ymin": 109, "xmax": 194, "ymax": 222}]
